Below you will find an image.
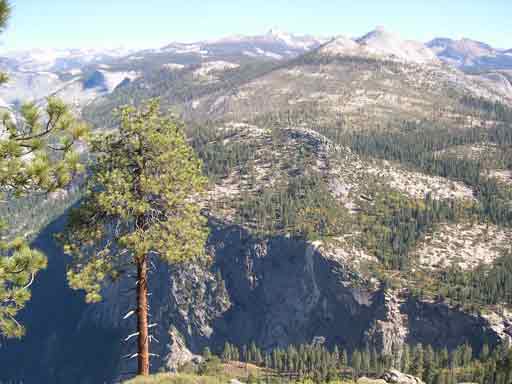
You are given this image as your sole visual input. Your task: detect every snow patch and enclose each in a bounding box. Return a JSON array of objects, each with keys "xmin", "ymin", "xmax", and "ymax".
[
  {"xmin": 99, "ymin": 70, "xmax": 139, "ymax": 92},
  {"xmin": 68, "ymin": 69, "xmax": 82, "ymax": 76},
  {"xmin": 163, "ymin": 63, "xmax": 185, "ymax": 71}
]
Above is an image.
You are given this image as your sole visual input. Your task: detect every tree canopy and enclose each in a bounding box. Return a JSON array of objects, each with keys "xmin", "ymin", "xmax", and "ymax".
[
  {"xmin": 0, "ymin": 0, "xmax": 89, "ymax": 338},
  {"xmin": 63, "ymin": 99, "xmax": 209, "ymax": 375}
]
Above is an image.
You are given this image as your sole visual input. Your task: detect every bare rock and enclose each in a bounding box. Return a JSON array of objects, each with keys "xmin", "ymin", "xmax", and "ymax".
[
  {"xmin": 165, "ymin": 327, "xmax": 202, "ymax": 372},
  {"xmin": 358, "ymin": 377, "xmax": 388, "ymax": 384},
  {"xmin": 381, "ymin": 369, "xmax": 425, "ymax": 384}
]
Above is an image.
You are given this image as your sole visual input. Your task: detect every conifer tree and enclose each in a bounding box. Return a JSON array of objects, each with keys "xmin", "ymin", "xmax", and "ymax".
[
  {"xmin": 352, "ymin": 349, "xmax": 362, "ymax": 378},
  {"xmin": 481, "ymin": 344, "xmax": 490, "ymax": 360},
  {"xmin": 342, "ymin": 348, "xmax": 349, "ymax": 368},
  {"xmin": 424, "ymin": 345, "xmax": 436, "ymax": 384},
  {"xmin": 462, "ymin": 343, "xmax": 473, "ymax": 367},
  {"xmin": 401, "ymin": 344, "xmax": 411, "ymax": 373},
  {"xmin": 412, "ymin": 343, "xmax": 424, "ymax": 378},
  {"xmin": 0, "ymin": 0, "xmax": 88, "ymax": 338},
  {"xmin": 62, "ymin": 100, "xmax": 208, "ymax": 376},
  {"xmin": 222, "ymin": 342, "xmax": 231, "ymax": 361},
  {"xmin": 333, "ymin": 345, "xmax": 340, "ymax": 368},
  {"xmin": 439, "ymin": 347, "xmax": 449, "ymax": 369},
  {"xmin": 362, "ymin": 344, "xmax": 371, "ymax": 375}
]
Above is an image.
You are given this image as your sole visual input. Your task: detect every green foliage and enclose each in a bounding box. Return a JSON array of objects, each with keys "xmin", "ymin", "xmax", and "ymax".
[
  {"xmin": 222, "ymin": 340, "xmax": 512, "ymax": 384},
  {"xmin": 333, "ymin": 120, "xmax": 512, "ymax": 228},
  {"xmin": 437, "ymin": 251, "xmax": 512, "ymax": 306},
  {"xmin": 1, "ymin": 99, "xmax": 88, "ymax": 196},
  {"xmin": 460, "ymin": 95, "xmax": 512, "ymax": 122},
  {"xmin": 125, "ymin": 373, "xmax": 229, "ymax": 384},
  {"xmin": 238, "ymin": 171, "xmax": 350, "ymax": 240},
  {"xmin": 198, "ymin": 354, "xmax": 223, "ymax": 377},
  {"xmin": 82, "ymin": 59, "xmax": 279, "ymax": 129},
  {"xmin": 63, "ymin": 99, "xmax": 208, "ymax": 302},
  {"xmin": 186, "ymin": 122, "xmax": 256, "ymax": 183},
  {"xmin": 0, "ymin": 0, "xmax": 8, "ymax": 30},
  {"xmin": 0, "ymin": 238, "xmax": 46, "ymax": 337},
  {"xmin": 0, "ymin": 97, "xmax": 88, "ymax": 337},
  {"xmin": 356, "ymin": 191, "xmax": 468, "ymax": 269},
  {"xmin": 0, "ymin": 0, "xmax": 9, "ymax": 85}
]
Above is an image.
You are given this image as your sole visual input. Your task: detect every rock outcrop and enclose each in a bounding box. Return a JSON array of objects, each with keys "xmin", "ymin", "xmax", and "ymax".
[
  {"xmin": 381, "ymin": 369, "xmax": 425, "ymax": 384},
  {"xmin": 358, "ymin": 370, "xmax": 424, "ymax": 384},
  {"xmin": 80, "ymin": 221, "xmax": 504, "ymax": 374},
  {"xmin": 0, "ymin": 218, "xmax": 507, "ymax": 383}
]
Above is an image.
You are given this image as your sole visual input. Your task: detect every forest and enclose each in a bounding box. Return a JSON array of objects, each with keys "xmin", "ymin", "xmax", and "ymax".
[{"xmin": 187, "ymin": 340, "xmax": 512, "ymax": 384}]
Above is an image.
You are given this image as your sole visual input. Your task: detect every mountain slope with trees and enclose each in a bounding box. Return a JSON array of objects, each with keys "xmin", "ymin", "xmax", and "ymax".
[{"xmin": 1, "ymin": 23, "xmax": 512, "ymax": 383}]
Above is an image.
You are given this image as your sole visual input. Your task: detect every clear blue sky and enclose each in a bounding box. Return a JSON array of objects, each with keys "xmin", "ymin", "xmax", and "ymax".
[{"xmin": 2, "ymin": 0, "xmax": 511, "ymax": 51}]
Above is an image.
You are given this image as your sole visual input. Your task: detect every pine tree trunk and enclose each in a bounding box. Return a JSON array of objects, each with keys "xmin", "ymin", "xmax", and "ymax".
[{"xmin": 137, "ymin": 256, "xmax": 150, "ymax": 376}]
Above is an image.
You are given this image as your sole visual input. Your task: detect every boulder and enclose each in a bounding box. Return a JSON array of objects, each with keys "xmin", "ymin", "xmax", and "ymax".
[{"xmin": 381, "ymin": 369, "xmax": 425, "ymax": 384}]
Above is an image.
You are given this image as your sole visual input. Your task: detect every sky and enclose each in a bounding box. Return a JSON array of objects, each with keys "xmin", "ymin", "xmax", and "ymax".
[{"xmin": 1, "ymin": 0, "xmax": 511, "ymax": 51}]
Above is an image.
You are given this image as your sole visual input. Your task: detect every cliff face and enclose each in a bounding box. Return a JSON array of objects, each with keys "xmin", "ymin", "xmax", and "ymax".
[
  {"xmin": 85, "ymin": 222, "xmax": 505, "ymax": 377},
  {"xmin": 0, "ymin": 219, "xmax": 506, "ymax": 383}
]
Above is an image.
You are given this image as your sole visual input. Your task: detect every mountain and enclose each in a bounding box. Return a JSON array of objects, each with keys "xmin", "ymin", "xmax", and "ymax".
[
  {"xmin": 320, "ymin": 27, "xmax": 439, "ymax": 65},
  {"xmin": 0, "ymin": 48, "xmax": 139, "ymax": 111},
  {"xmin": 427, "ymin": 37, "xmax": 512, "ymax": 70},
  {"xmin": 0, "ymin": 30, "xmax": 328, "ymax": 112},
  {"xmin": 0, "ymin": 47, "xmax": 135, "ymax": 72},
  {"xmin": 157, "ymin": 28, "xmax": 328, "ymax": 60},
  {"xmin": 2, "ymin": 27, "xmax": 512, "ymax": 383}
]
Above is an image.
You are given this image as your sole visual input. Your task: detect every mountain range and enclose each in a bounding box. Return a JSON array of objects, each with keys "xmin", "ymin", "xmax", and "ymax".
[
  {"xmin": 0, "ymin": 27, "xmax": 510, "ymax": 114},
  {"xmin": 1, "ymin": 27, "xmax": 512, "ymax": 383}
]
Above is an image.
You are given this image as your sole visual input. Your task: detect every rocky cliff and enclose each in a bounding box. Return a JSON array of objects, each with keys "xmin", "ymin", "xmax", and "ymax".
[
  {"xmin": 82, "ymin": 221, "xmax": 507, "ymax": 379},
  {"xmin": 0, "ymin": 214, "xmax": 509, "ymax": 383}
]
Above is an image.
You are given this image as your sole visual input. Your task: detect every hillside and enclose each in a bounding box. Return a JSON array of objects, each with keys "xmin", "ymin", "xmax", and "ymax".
[
  {"xmin": 427, "ymin": 37, "xmax": 512, "ymax": 71},
  {"xmin": 1, "ymin": 27, "xmax": 512, "ymax": 384}
]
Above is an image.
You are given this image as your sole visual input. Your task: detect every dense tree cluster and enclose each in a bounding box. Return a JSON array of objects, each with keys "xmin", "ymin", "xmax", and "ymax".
[
  {"xmin": 460, "ymin": 95, "xmax": 512, "ymax": 122},
  {"xmin": 333, "ymin": 120, "xmax": 512, "ymax": 228},
  {"xmin": 210, "ymin": 341, "xmax": 512, "ymax": 384},
  {"xmin": 186, "ymin": 122, "xmax": 256, "ymax": 183},
  {"xmin": 238, "ymin": 171, "xmax": 350, "ymax": 240},
  {"xmin": 437, "ymin": 251, "xmax": 512, "ymax": 307},
  {"xmin": 82, "ymin": 59, "xmax": 279, "ymax": 129},
  {"xmin": 355, "ymin": 191, "xmax": 466, "ymax": 269}
]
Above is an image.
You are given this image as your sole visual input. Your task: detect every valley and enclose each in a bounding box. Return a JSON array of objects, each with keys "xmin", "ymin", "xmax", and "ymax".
[{"xmin": 1, "ymin": 25, "xmax": 511, "ymax": 384}]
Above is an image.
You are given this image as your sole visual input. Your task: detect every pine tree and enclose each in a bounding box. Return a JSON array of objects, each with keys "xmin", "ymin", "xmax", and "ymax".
[
  {"xmin": 401, "ymin": 344, "xmax": 411, "ymax": 373},
  {"xmin": 462, "ymin": 343, "xmax": 473, "ymax": 367},
  {"xmin": 370, "ymin": 346, "xmax": 379, "ymax": 374},
  {"xmin": 352, "ymin": 349, "xmax": 362, "ymax": 378},
  {"xmin": 362, "ymin": 344, "xmax": 371, "ymax": 375},
  {"xmin": 439, "ymin": 347, "xmax": 449, "ymax": 369},
  {"xmin": 222, "ymin": 342, "xmax": 231, "ymax": 362},
  {"xmin": 481, "ymin": 344, "xmax": 490, "ymax": 360},
  {"xmin": 342, "ymin": 348, "xmax": 349, "ymax": 368},
  {"xmin": 254, "ymin": 346, "xmax": 263, "ymax": 366},
  {"xmin": 424, "ymin": 345, "xmax": 436, "ymax": 384},
  {"xmin": 202, "ymin": 347, "xmax": 212, "ymax": 360},
  {"xmin": 242, "ymin": 345, "xmax": 248, "ymax": 363},
  {"xmin": 333, "ymin": 345, "xmax": 340, "ymax": 368},
  {"xmin": 0, "ymin": 0, "xmax": 88, "ymax": 337},
  {"xmin": 0, "ymin": 0, "xmax": 9, "ymax": 85},
  {"xmin": 62, "ymin": 100, "xmax": 208, "ymax": 376},
  {"xmin": 412, "ymin": 344, "xmax": 424, "ymax": 378}
]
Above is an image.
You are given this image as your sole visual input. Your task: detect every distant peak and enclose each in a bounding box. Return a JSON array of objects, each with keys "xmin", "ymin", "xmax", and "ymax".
[
  {"xmin": 356, "ymin": 26, "xmax": 402, "ymax": 45},
  {"xmin": 267, "ymin": 27, "xmax": 281, "ymax": 34},
  {"xmin": 266, "ymin": 27, "xmax": 291, "ymax": 39},
  {"xmin": 322, "ymin": 27, "xmax": 439, "ymax": 65}
]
